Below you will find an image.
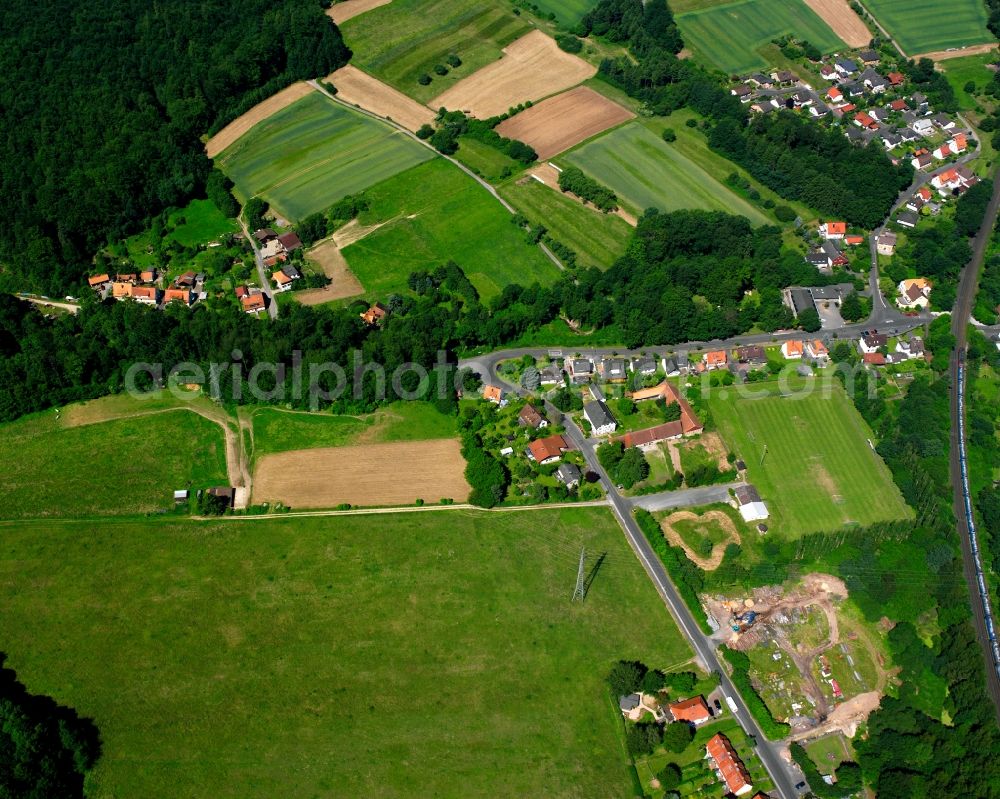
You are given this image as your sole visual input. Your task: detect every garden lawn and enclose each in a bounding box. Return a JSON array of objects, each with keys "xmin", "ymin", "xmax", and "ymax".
[
  {"xmin": 0, "ymin": 410, "xmax": 228, "ymax": 519},
  {"xmin": 340, "ymin": 0, "xmax": 532, "ymax": 103},
  {"xmin": 862, "ymin": 0, "xmax": 992, "ymax": 55},
  {"xmin": 215, "ymin": 91, "xmax": 433, "ymax": 221},
  {"xmin": 0, "ymin": 508, "xmax": 691, "ymax": 798},
  {"xmin": 707, "ymin": 383, "xmax": 911, "ymax": 536},
  {"xmin": 343, "ymin": 159, "xmax": 561, "ymax": 299},
  {"xmin": 167, "ymin": 199, "xmax": 239, "ymax": 247},
  {"xmin": 500, "ymin": 176, "xmax": 632, "ymax": 269},
  {"xmin": 676, "ymin": 0, "xmax": 844, "ymax": 74},
  {"xmin": 248, "ymin": 401, "xmax": 458, "ymax": 461},
  {"xmin": 562, "ymin": 121, "xmax": 770, "ymax": 223}
]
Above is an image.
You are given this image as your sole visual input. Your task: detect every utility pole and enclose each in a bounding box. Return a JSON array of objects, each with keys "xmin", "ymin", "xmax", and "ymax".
[{"xmin": 572, "ymin": 548, "xmax": 586, "ymax": 602}]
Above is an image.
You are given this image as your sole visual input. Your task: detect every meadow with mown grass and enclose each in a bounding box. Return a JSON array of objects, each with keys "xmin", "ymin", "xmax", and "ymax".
[
  {"xmin": 676, "ymin": 0, "xmax": 844, "ymax": 73},
  {"xmin": 0, "ymin": 508, "xmax": 692, "ymax": 798},
  {"xmin": 862, "ymin": 0, "xmax": 992, "ymax": 54},
  {"xmin": 341, "ymin": 159, "xmax": 561, "ymax": 299},
  {"xmin": 216, "ymin": 91, "xmax": 432, "ymax": 221}
]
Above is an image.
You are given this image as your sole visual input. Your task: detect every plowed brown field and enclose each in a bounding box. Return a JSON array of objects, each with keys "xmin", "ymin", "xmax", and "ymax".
[
  {"xmin": 326, "ymin": 0, "xmax": 392, "ymax": 24},
  {"xmin": 252, "ymin": 439, "xmax": 470, "ymax": 507},
  {"xmin": 430, "ymin": 30, "xmax": 595, "ymax": 119},
  {"xmin": 495, "ymin": 87, "xmax": 634, "ymax": 160}
]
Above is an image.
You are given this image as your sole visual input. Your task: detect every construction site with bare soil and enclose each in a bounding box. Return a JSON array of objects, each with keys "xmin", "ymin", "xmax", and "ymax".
[{"xmin": 706, "ymin": 574, "xmax": 894, "ymax": 741}]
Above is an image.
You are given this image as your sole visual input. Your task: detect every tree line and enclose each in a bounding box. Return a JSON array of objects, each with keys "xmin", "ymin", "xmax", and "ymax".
[{"xmin": 0, "ymin": 0, "xmax": 351, "ymax": 294}]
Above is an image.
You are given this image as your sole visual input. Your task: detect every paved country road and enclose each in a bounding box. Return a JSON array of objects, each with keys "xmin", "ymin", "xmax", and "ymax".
[{"xmin": 948, "ymin": 169, "xmax": 1000, "ymax": 720}]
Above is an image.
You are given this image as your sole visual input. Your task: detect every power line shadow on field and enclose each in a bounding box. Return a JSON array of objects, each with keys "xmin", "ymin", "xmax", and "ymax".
[{"xmin": 583, "ymin": 552, "xmax": 607, "ymax": 599}]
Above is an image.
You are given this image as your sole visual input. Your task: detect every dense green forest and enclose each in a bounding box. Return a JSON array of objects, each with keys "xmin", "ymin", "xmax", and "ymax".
[
  {"xmin": 0, "ymin": 654, "xmax": 99, "ymax": 797},
  {"xmin": 0, "ymin": 0, "xmax": 350, "ymax": 294}
]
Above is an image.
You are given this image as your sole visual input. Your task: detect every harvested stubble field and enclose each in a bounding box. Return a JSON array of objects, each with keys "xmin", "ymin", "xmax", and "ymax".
[
  {"xmin": 861, "ymin": 0, "xmax": 992, "ymax": 55},
  {"xmin": 801, "ymin": 0, "xmax": 870, "ymax": 48},
  {"xmin": 205, "ymin": 82, "xmax": 313, "ymax": 158},
  {"xmin": 326, "ymin": 0, "xmax": 393, "ymax": 24},
  {"xmin": 252, "ymin": 439, "xmax": 470, "ymax": 507},
  {"xmin": 495, "ymin": 86, "xmax": 634, "ymax": 160},
  {"xmin": 677, "ymin": 0, "xmax": 844, "ymax": 74},
  {"xmin": 326, "ymin": 64, "xmax": 435, "ymax": 132},
  {"xmin": 216, "ymin": 91, "xmax": 432, "ymax": 221},
  {"xmin": 430, "ymin": 30, "xmax": 595, "ymax": 119},
  {"xmin": 294, "ymin": 237, "xmax": 365, "ymax": 305}
]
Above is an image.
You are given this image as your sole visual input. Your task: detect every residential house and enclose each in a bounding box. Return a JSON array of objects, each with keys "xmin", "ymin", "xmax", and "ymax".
[
  {"xmin": 731, "ymin": 84, "xmax": 753, "ymax": 101},
  {"xmin": 706, "ymin": 732, "xmax": 754, "ymax": 796},
  {"xmin": 805, "ymin": 251, "xmax": 832, "ymax": 270},
  {"xmin": 567, "ymin": 358, "xmax": 594, "ymax": 384},
  {"xmin": 950, "ymin": 132, "xmax": 968, "ymax": 154},
  {"xmin": 911, "ymin": 118, "xmax": 934, "ymax": 137},
  {"xmin": 116, "ymin": 272, "xmax": 137, "ymax": 284},
  {"xmin": 518, "ymin": 404, "xmax": 548, "ymax": 429},
  {"xmin": 932, "ymin": 113, "xmax": 956, "ymax": 130},
  {"xmin": 254, "ymin": 228, "xmax": 277, "ymax": 243},
  {"xmin": 599, "ymin": 357, "xmax": 627, "ymax": 382},
  {"xmin": 272, "ymin": 269, "xmax": 294, "ymax": 292},
  {"xmin": 88, "ymin": 273, "xmax": 111, "ymax": 291},
  {"xmin": 619, "ymin": 693, "xmax": 642, "ymax": 719},
  {"xmin": 734, "ymin": 485, "xmax": 769, "ymax": 523},
  {"xmin": 241, "ymin": 293, "xmax": 266, "ymax": 314},
  {"xmin": 662, "ymin": 357, "xmax": 681, "ymax": 377},
  {"xmin": 859, "ymin": 49, "xmax": 879, "ymax": 64},
  {"xmin": 175, "ymin": 271, "xmax": 197, "ymax": 288},
  {"xmin": 669, "ymin": 696, "xmax": 712, "ymax": 725},
  {"xmin": 528, "ymin": 434, "xmax": 568, "ymax": 465},
  {"xmin": 834, "ymin": 58, "xmax": 857, "ymax": 76},
  {"xmin": 863, "ymin": 352, "xmax": 886, "ymax": 366},
  {"xmin": 139, "ymin": 269, "xmax": 156, "ymax": 284},
  {"xmin": 881, "ymin": 131, "xmax": 902, "ymax": 150},
  {"xmin": 819, "ymin": 221, "xmax": 847, "ymax": 239},
  {"xmin": 261, "ymin": 239, "xmax": 285, "ymax": 261},
  {"xmin": 887, "ymin": 71, "xmax": 905, "ymax": 87},
  {"xmin": 806, "ymin": 339, "xmax": 828, "ymax": 361},
  {"xmin": 703, "ymin": 350, "xmax": 728, "ymax": 370},
  {"xmin": 896, "ymin": 211, "xmax": 918, "ymax": 228},
  {"xmin": 888, "ymin": 98, "xmax": 908, "ymax": 112},
  {"xmin": 556, "ymin": 462, "xmax": 582, "ymax": 489},
  {"xmin": 539, "ymin": 364, "xmax": 563, "ymax": 385},
  {"xmin": 898, "ymin": 126, "xmax": 920, "ymax": 143},
  {"xmin": 933, "ymin": 141, "xmax": 955, "ymax": 160},
  {"xmin": 735, "ymin": 345, "xmax": 767, "ymax": 365},
  {"xmin": 771, "ymin": 69, "xmax": 798, "ymax": 84},
  {"xmin": 277, "ymin": 232, "xmax": 302, "ymax": 252},
  {"xmin": 821, "ymin": 240, "xmax": 848, "ymax": 268},
  {"xmin": 859, "ymin": 331, "xmax": 887, "ymax": 354},
  {"xmin": 842, "ymin": 81, "xmax": 864, "ymax": 98},
  {"xmin": 747, "ymin": 73, "xmax": 773, "ymax": 88},
  {"xmin": 618, "ymin": 422, "xmax": 685, "ymax": 449},
  {"xmin": 911, "ymin": 91, "xmax": 928, "ymax": 108},
  {"xmin": 792, "ymin": 89, "xmax": 813, "ymax": 108},
  {"xmin": 583, "ymin": 401, "xmax": 617, "ymax": 436},
  {"xmin": 853, "ymin": 111, "xmax": 877, "ymax": 130},
  {"xmin": 131, "ymin": 286, "xmax": 159, "ymax": 305},
  {"xmin": 844, "ymin": 234, "xmax": 864, "ymax": 246},
  {"xmin": 876, "ymin": 231, "xmax": 897, "ymax": 255},
  {"xmin": 632, "ymin": 355, "xmax": 657, "ymax": 375},
  {"xmin": 283, "ymin": 264, "xmax": 302, "ymax": 280},
  {"xmin": 825, "ymin": 86, "xmax": 842, "ymax": 103},
  {"xmin": 898, "ymin": 277, "xmax": 931, "ymax": 309},
  {"xmin": 163, "ymin": 288, "xmax": 192, "ymax": 305},
  {"xmin": 819, "ymin": 65, "xmax": 837, "ymax": 81},
  {"xmin": 360, "ymin": 302, "xmax": 388, "ymax": 325},
  {"xmin": 896, "ymin": 337, "xmax": 925, "ymax": 359},
  {"xmin": 931, "ymin": 166, "xmax": 961, "ymax": 193},
  {"xmin": 482, "ymin": 384, "xmax": 506, "ymax": 405},
  {"xmin": 781, "ymin": 340, "xmax": 804, "ymax": 359},
  {"xmin": 911, "ymin": 151, "xmax": 933, "ymax": 170}
]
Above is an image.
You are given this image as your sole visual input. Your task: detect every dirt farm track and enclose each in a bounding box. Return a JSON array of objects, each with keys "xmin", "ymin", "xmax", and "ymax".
[
  {"xmin": 496, "ymin": 87, "xmax": 634, "ymax": 160},
  {"xmin": 252, "ymin": 439, "xmax": 470, "ymax": 508}
]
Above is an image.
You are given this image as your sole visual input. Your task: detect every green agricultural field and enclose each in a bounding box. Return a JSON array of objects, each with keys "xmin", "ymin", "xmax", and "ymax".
[
  {"xmin": 500, "ymin": 177, "xmax": 632, "ymax": 269},
  {"xmin": 562, "ymin": 121, "xmax": 770, "ymax": 223},
  {"xmin": 0, "ymin": 508, "xmax": 692, "ymax": 798},
  {"xmin": 247, "ymin": 401, "xmax": 458, "ymax": 461},
  {"xmin": 677, "ymin": 0, "xmax": 844, "ymax": 74},
  {"xmin": 0, "ymin": 409, "xmax": 228, "ymax": 519},
  {"xmin": 707, "ymin": 382, "xmax": 911, "ymax": 536},
  {"xmin": 341, "ymin": 0, "xmax": 532, "ymax": 102},
  {"xmin": 453, "ymin": 136, "xmax": 522, "ymax": 182},
  {"xmin": 862, "ymin": 0, "xmax": 992, "ymax": 55},
  {"xmin": 527, "ymin": 0, "xmax": 594, "ymax": 26},
  {"xmin": 343, "ymin": 159, "xmax": 561, "ymax": 299},
  {"xmin": 167, "ymin": 199, "xmax": 239, "ymax": 247},
  {"xmin": 216, "ymin": 92, "xmax": 433, "ymax": 222}
]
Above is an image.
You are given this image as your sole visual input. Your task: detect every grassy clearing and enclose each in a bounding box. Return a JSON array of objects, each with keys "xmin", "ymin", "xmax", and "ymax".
[
  {"xmin": 862, "ymin": 0, "xmax": 992, "ymax": 54},
  {"xmin": 940, "ymin": 53, "xmax": 997, "ymax": 113},
  {"xmin": 216, "ymin": 91, "xmax": 432, "ymax": 221},
  {"xmin": 247, "ymin": 401, "xmax": 458, "ymax": 461},
  {"xmin": 677, "ymin": 0, "xmax": 844, "ymax": 74},
  {"xmin": 343, "ymin": 159, "xmax": 560, "ymax": 299},
  {"xmin": 166, "ymin": 199, "xmax": 239, "ymax": 247},
  {"xmin": 341, "ymin": 0, "xmax": 532, "ymax": 103},
  {"xmin": 803, "ymin": 733, "xmax": 853, "ymax": 776},
  {"xmin": 499, "ymin": 177, "xmax": 632, "ymax": 269},
  {"xmin": 562, "ymin": 120, "xmax": 770, "ymax": 223},
  {"xmin": 0, "ymin": 409, "xmax": 228, "ymax": 519},
  {"xmin": 707, "ymin": 381, "xmax": 911, "ymax": 537},
  {"xmin": 0, "ymin": 508, "xmax": 691, "ymax": 798}
]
